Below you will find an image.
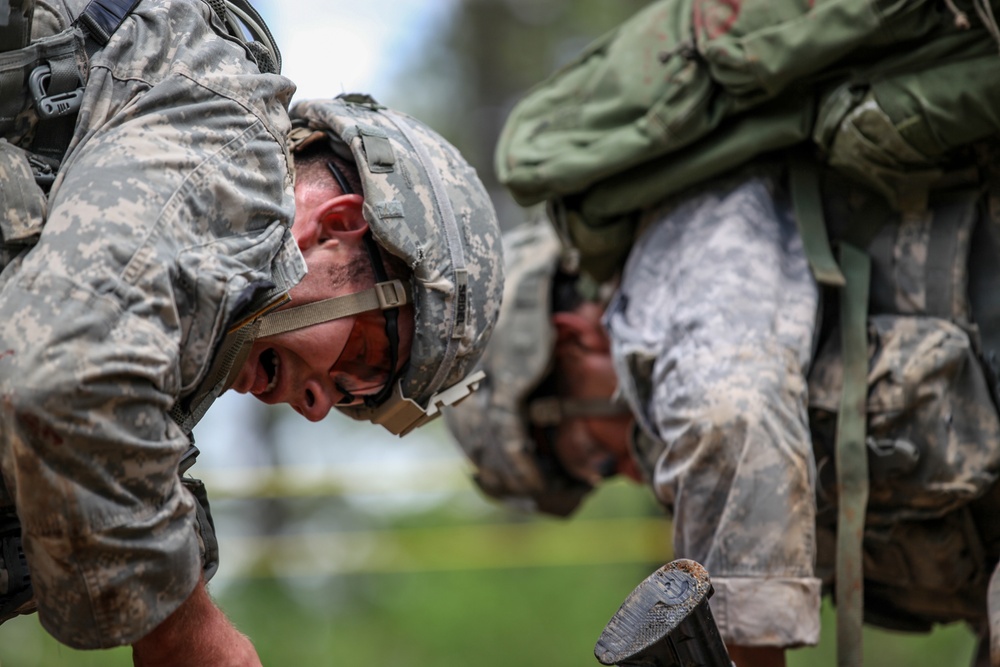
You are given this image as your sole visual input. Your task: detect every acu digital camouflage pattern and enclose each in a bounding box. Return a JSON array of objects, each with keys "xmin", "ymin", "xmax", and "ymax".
[
  {"xmin": 443, "ymin": 220, "xmax": 591, "ymax": 515},
  {"xmin": 289, "ymin": 96, "xmax": 504, "ymax": 413},
  {"xmin": 809, "ymin": 315, "xmax": 1000, "ymax": 631},
  {"xmin": 0, "ymin": 139, "xmax": 46, "ymax": 253},
  {"xmin": 447, "ymin": 158, "xmax": 1000, "ymax": 646},
  {"xmin": 604, "ymin": 171, "xmax": 823, "ymax": 647},
  {"xmin": 807, "ymin": 174, "xmax": 1000, "ymax": 634},
  {"xmin": 0, "ymin": 0, "xmax": 298, "ymax": 649},
  {"xmin": 609, "ymin": 166, "xmax": 1000, "ymax": 644}
]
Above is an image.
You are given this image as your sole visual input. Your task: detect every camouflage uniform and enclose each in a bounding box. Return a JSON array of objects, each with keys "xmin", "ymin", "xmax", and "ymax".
[
  {"xmin": 604, "ymin": 169, "xmax": 824, "ymax": 647},
  {"xmin": 605, "ymin": 162, "xmax": 1000, "ymax": 648},
  {"xmin": 0, "ymin": 0, "xmax": 300, "ymax": 649}
]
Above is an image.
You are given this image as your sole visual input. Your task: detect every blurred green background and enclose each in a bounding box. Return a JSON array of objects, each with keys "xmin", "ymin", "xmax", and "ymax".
[
  {"xmin": 0, "ymin": 418, "xmax": 978, "ymax": 667},
  {"xmin": 0, "ymin": 1, "xmax": 984, "ymax": 665},
  {"xmin": 0, "ymin": 421, "xmax": 979, "ymax": 666}
]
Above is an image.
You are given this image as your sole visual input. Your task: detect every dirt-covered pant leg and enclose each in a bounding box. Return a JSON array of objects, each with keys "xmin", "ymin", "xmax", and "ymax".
[{"xmin": 606, "ymin": 172, "xmax": 822, "ymax": 647}]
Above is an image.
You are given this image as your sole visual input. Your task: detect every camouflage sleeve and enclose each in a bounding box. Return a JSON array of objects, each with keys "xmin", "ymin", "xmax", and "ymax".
[
  {"xmin": 605, "ymin": 173, "xmax": 823, "ymax": 647},
  {"xmin": 0, "ymin": 0, "xmax": 295, "ymax": 649}
]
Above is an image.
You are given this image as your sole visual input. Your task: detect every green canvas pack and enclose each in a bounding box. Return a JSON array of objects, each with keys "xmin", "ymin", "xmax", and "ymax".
[{"xmin": 496, "ymin": 0, "xmax": 1000, "ymax": 282}]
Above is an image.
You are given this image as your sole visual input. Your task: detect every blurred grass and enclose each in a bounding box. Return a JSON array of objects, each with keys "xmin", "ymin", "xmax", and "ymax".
[
  {"xmin": 0, "ymin": 569, "xmax": 978, "ymax": 667},
  {"xmin": 789, "ymin": 600, "xmax": 976, "ymax": 667},
  {"xmin": 0, "ymin": 480, "xmax": 979, "ymax": 666}
]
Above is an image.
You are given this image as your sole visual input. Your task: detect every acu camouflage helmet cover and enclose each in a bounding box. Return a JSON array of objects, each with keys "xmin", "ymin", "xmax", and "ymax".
[
  {"xmin": 443, "ymin": 220, "xmax": 592, "ymax": 516},
  {"xmin": 289, "ymin": 94, "xmax": 504, "ymax": 435}
]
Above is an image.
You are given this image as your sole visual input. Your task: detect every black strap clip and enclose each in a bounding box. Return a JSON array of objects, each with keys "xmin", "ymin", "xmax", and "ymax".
[{"xmin": 28, "ymin": 63, "xmax": 84, "ymax": 120}]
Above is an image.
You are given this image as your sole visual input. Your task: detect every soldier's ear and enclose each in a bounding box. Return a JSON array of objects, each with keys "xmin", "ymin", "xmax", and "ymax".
[
  {"xmin": 294, "ymin": 194, "xmax": 368, "ymax": 251},
  {"xmin": 316, "ymin": 194, "xmax": 367, "ymax": 238}
]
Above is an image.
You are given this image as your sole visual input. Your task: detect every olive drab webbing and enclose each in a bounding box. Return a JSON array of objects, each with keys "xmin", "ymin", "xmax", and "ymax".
[
  {"xmin": 0, "ymin": 0, "xmax": 85, "ymax": 178},
  {"xmin": 0, "ymin": 0, "xmax": 32, "ymax": 51}
]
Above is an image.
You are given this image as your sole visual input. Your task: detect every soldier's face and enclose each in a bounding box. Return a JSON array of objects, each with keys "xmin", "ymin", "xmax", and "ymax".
[
  {"xmin": 552, "ymin": 418, "xmax": 620, "ymax": 486},
  {"xmin": 232, "ymin": 304, "xmax": 403, "ymax": 422},
  {"xmin": 231, "ymin": 192, "xmax": 412, "ymax": 420},
  {"xmin": 550, "ymin": 401, "xmax": 641, "ymax": 486},
  {"xmin": 549, "ymin": 308, "xmax": 640, "ymax": 484}
]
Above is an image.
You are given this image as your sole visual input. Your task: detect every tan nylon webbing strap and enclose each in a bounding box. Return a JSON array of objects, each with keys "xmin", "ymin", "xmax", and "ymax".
[
  {"xmin": 255, "ymin": 279, "xmax": 410, "ymax": 338},
  {"xmin": 527, "ymin": 396, "xmax": 631, "ymax": 428}
]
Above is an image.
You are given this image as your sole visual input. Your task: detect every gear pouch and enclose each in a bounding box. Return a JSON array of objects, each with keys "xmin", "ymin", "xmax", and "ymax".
[{"xmin": 809, "ymin": 314, "xmax": 1000, "ymax": 523}]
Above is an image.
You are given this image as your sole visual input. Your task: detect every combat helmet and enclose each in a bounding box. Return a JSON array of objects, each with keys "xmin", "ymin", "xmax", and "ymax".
[
  {"xmin": 443, "ymin": 220, "xmax": 619, "ymax": 516},
  {"xmin": 258, "ymin": 93, "xmax": 504, "ymax": 436}
]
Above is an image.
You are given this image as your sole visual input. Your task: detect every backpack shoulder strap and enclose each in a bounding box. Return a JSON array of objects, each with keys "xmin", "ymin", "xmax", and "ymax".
[
  {"xmin": 75, "ymin": 0, "xmax": 140, "ymax": 52},
  {"xmin": 23, "ymin": 0, "xmax": 140, "ymax": 166},
  {"xmin": 0, "ymin": 0, "xmax": 34, "ymax": 52},
  {"xmin": 789, "ymin": 152, "xmax": 870, "ymax": 667}
]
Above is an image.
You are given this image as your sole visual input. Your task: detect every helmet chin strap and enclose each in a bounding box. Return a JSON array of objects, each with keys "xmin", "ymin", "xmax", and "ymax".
[
  {"xmin": 526, "ymin": 395, "xmax": 631, "ymax": 428},
  {"xmin": 217, "ymin": 277, "xmax": 409, "ymax": 399},
  {"xmin": 254, "ymin": 278, "xmax": 410, "ymax": 338}
]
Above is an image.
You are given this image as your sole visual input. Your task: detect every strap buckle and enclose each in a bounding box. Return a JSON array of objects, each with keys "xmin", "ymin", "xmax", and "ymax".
[
  {"xmin": 375, "ymin": 279, "xmax": 407, "ymax": 309},
  {"xmin": 29, "ymin": 63, "xmax": 84, "ymax": 120}
]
